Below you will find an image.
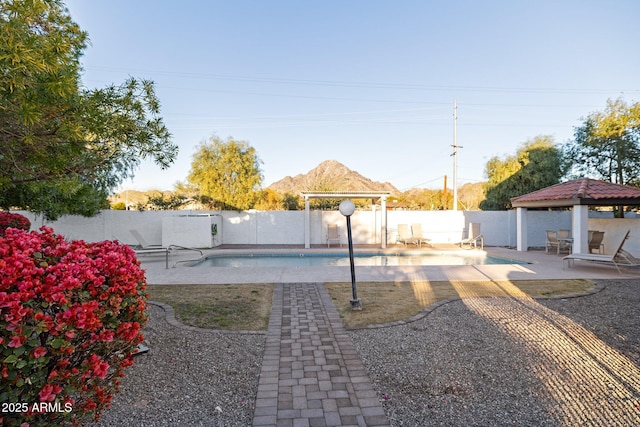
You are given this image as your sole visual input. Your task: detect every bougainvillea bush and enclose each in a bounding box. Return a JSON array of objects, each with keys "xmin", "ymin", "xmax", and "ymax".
[
  {"xmin": 0, "ymin": 227, "xmax": 148, "ymax": 426},
  {"xmin": 0, "ymin": 212, "xmax": 31, "ymax": 236}
]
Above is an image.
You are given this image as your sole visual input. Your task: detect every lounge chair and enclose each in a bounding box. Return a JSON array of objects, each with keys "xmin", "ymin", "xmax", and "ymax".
[
  {"xmin": 411, "ymin": 223, "xmax": 433, "ymax": 248},
  {"xmin": 396, "ymin": 224, "xmax": 418, "ymax": 247},
  {"xmin": 460, "ymin": 223, "xmax": 483, "ymax": 249},
  {"xmin": 588, "ymin": 230, "xmax": 605, "ymax": 254},
  {"xmin": 563, "ymin": 230, "xmax": 639, "ymax": 274},
  {"xmin": 326, "ymin": 224, "xmax": 341, "ymax": 248},
  {"xmin": 129, "ymin": 229, "xmax": 170, "ymax": 254}
]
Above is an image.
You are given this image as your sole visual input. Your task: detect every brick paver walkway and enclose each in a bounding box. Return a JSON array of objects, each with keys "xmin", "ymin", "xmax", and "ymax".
[{"xmin": 252, "ymin": 283, "xmax": 391, "ymax": 427}]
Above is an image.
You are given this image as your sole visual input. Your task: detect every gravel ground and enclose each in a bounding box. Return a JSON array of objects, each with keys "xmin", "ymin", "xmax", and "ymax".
[
  {"xmin": 94, "ymin": 303, "xmax": 265, "ymax": 427},
  {"xmin": 94, "ymin": 280, "xmax": 639, "ymax": 426},
  {"xmin": 351, "ymin": 279, "xmax": 640, "ymax": 426}
]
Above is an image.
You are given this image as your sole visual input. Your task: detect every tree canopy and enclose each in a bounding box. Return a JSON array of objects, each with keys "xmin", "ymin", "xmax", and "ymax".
[
  {"xmin": 480, "ymin": 135, "xmax": 564, "ymax": 210},
  {"xmin": 563, "ymin": 98, "xmax": 640, "ymax": 186},
  {"xmin": 0, "ymin": 0, "xmax": 177, "ymax": 219},
  {"xmin": 187, "ymin": 136, "xmax": 263, "ymax": 210}
]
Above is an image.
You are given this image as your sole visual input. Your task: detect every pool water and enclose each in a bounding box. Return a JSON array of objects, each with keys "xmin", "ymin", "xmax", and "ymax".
[{"xmin": 193, "ymin": 252, "xmax": 528, "ymax": 267}]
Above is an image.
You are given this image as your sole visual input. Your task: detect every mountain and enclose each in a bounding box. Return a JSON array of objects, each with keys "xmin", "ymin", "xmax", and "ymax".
[
  {"xmin": 268, "ymin": 160, "xmax": 399, "ymax": 194},
  {"xmin": 109, "ymin": 189, "xmax": 150, "ymax": 207}
]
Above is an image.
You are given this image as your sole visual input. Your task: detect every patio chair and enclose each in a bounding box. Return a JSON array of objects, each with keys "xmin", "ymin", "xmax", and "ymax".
[
  {"xmin": 396, "ymin": 224, "xmax": 418, "ymax": 247},
  {"xmin": 545, "ymin": 230, "xmax": 558, "ymax": 254},
  {"xmin": 411, "ymin": 223, "xmax": 433, "ymax": 248},
  {"xmin": 545, "ymin": 230, "xmax": 571, "ymax": 255},
  {"xmin": 588, "ymin": 230, "xmax": 605, "ymax": 254},
  {"xmin": 460, "ymin": 223, "xmax": 483, "ymax": 249},
  {"xmin": 557, "ymin": 229, "xmax": 573, "ymax": 254},
  {"xmin": 563, "ymin": 229, "xmax": 640, "ymax": 274},
  {"xmin": 326, "ymin": 224, "xmax": 341, "ymax": 248}
]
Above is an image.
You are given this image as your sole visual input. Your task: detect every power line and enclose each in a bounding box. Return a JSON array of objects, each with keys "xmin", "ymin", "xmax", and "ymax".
[
  {"xmin": 166, "ymin": 106, "xmax": 446, "ymax": 121},
  {"xmin": 83, "ymin": 65, "xmax": 640, "ymax": 95}
]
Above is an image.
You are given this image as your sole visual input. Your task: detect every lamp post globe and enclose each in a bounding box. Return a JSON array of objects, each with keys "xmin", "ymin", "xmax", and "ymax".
[{"xmin": 339, "ymin": 200, "xmax": 355, "ymax": 217}]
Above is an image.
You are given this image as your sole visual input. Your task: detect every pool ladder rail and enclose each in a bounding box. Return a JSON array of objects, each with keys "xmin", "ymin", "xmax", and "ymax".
[{"xmin": 166, "ymin": 245, "xmax": 204, "ymax": 269}]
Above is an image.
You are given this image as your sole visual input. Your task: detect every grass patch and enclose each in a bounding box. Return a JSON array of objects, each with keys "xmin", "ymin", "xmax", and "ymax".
[
  {"xmin": 148, "ymin": 284, "xmax": 274, "ymax": 331},
  {"xmin": 147, "ymin": 280, "xmax": 593, "ymax": 330},
  {"xmin": 325, "ymin": 279, "xmax": 594, "ymax": 327}
]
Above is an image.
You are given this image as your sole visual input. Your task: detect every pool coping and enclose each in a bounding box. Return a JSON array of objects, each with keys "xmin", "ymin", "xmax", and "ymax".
[
  {"xmin": 138, "ymin": 245, "xmax": 640, "ymax": 285},
  {"xmin": 191, "ymin": 249, "xmax": 524, "ymax": 268}
]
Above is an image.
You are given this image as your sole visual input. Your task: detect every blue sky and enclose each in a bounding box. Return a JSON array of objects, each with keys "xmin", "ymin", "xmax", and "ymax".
[{"xmin": 65, "ymin": 0, "xmax": 640, "ymax": 192}]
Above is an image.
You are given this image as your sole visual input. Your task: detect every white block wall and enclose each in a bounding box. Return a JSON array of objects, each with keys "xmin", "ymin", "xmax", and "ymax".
[{"xmin": 12, "ymin": 209, "xmax": 639, "ymax": 251}]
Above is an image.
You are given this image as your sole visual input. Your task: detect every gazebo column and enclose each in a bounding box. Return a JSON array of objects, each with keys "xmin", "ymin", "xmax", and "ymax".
[
  {"xmin": 304, "ymin": 195, "xmax": 310, "ymax": 249},
  {"xmin": 516, "ymin": 207, "xmax": 528, "ymax": 251},
  {"xmin": 572, "ymin": 204, "xmax": 588, "ymax": 253}
]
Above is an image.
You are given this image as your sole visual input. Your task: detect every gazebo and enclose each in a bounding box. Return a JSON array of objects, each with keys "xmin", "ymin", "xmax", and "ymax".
[
  {"xmin": 510, "ymin": 178, "xmax": 640, "ymax": 252},
  {"xmin": 300, "ymin": 191, "xmax": 391, "ymax": 249}
]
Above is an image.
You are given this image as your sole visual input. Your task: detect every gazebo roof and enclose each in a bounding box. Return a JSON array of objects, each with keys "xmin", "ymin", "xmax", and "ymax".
[{"xmin": 510, "ymin": 178, "xmax": 640, "ymax": 208}]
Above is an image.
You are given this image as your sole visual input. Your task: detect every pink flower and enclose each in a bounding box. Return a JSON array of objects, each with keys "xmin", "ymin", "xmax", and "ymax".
[
  {"xmin": 38, "ymin": 384, "xmax": 62, "ymax": 402},
  {"xmin": 93, "ymin": 360, "xmax": 109, "ymax": 378},
  {"xmin": 87, "ymin": 354, "xmax": 110, "ymax": 378},
  {"xmin": 117, "ymin": 322, "xmax": 140, "ymax": 341},
  {"xmin": 50, "ymin": 292, "xmax": 68, "ymax": 304},
  {"xmin": 32, "ymin": 347, "xmax": 47, "ymax": 358},
  {"xmin": 8, "ymin": 335, "xmax": 25, "ymax": 348},
  {"xmin": 98, "ymin": 330, "xmax": 114, "ymax": 342}
]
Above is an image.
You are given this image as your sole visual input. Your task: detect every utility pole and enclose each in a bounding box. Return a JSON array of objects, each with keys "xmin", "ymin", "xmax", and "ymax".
[{"xmin": 451, "ymin": 100, "xmax": 462, "ymax": 211}]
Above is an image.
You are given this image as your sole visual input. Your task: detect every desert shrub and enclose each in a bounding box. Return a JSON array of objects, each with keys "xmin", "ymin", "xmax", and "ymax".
[
  {"xmin": 0, "ymin": 227, "xmax": 148, "ymax": 426},
  {"xmin": 0, "ymin": 212, "xmax": 31, "ymax": 236}
]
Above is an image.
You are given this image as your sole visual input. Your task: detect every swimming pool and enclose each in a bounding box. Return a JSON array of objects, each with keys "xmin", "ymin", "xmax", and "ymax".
[{"xmin": 192, "ymin": 252, "xmax": 528, "ymax": 267}]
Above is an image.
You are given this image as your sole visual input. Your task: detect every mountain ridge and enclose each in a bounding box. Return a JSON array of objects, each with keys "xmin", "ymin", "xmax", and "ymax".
[{"xmin": 267, "ymin": 160, "xmax": 400, "ymax": 194}]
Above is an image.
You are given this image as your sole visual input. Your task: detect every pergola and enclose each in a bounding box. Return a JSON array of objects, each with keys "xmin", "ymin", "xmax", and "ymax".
[
  {"xmin": 510, "ymin": 178, "xmax": 640, "ymax": 252},
  {"xmin": 300, "ymin": 191, "xmax": 391, "ymax": 249}
]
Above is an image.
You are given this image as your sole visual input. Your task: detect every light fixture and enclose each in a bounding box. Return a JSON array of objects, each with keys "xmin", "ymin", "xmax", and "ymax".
[{"xmin": 339, "ymin": 200, "xmax": 361, "ymax": 310}]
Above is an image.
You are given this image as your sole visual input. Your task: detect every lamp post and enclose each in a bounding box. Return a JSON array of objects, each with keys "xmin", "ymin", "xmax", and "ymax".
[{"xmin": 339, "ymin": 200, "xmax": 362, "ymax": 310}]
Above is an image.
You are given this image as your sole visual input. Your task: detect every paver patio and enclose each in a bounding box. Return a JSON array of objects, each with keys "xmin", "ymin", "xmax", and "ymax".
[{"xmin": 253, "ymin": 283, "xmax": 390, "ymax": 426}]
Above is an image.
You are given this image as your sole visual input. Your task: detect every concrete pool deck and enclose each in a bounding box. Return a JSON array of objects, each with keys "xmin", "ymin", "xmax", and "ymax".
[{"xmin": 138, "ymin": 244, "xmax": 640, "ymax": 285}]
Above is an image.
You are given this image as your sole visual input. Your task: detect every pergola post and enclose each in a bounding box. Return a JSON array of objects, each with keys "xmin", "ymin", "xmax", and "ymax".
[
  {"xmin": 572, "ymin": 204, "xmax": 589, "ymax": 253},
  {"xmin": 300, "ymin": 191, "xmax": 391, "ymax": 249},
  {"xmin": 304, "ymin": 195, "xmax": 310, "ymax": 249},
  {"xmin": 516, "ymin": 207, "xmax": 528, "ymax": 251},
  {"xmin": 381, "ymin": 195, "xmax": 387, "ymax": 248}
]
